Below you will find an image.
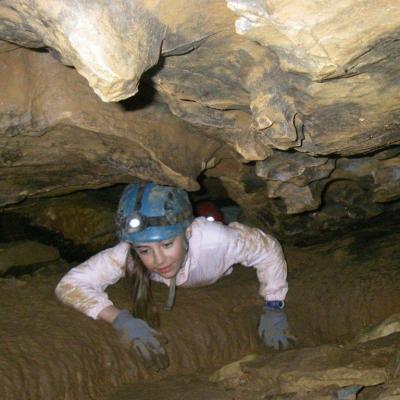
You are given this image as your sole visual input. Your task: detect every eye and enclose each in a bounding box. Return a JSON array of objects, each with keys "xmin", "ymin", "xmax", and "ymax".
[
  {"xmin": 136, "ymin": 248, "xmax": 149, "ymax": 255},
  {"xmin": 162, "ymin": 240, "xmax": 174, "ymax": 248}
]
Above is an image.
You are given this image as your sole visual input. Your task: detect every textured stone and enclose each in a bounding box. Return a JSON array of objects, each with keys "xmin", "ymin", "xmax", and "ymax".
[
  {"xmin": 0, "ymin": 0, "xmax": 399, "ymax": 239},
  {"xmin": 266, "ymin": 180, "xmax": 326, "ymax": 214},
  {"xmin": 0, "ymin": 47, "xmax": 222, "ymax": 206},
  {"xmin": 0, "ymin": 269, "xmax": 260, "ymax": 400},
  {"xmin": 227, "ymin": 0, "xmax": 400, "ymax": 156},
  {"xmin": 0, "ymin": 0, "xmax": 167, "ymax": 101},
  {"xmin": 8, "ymin": 191, "xmax": 119, "ymax": 252},
  {"xmin": 256, "ymin": 152, "xmax": 335, "ymax": 186},
  {"xmin": 254, "ymin": 151, "xmax": 334, "ymax": 213},
  {"xmin": 354, "ymin": 314, "xmax": 400, "ymax": 344},
  {"xmin": 226, "ymin": 0, "xmax": 399, "ymax": 79},
  {"xmin": 0, "ymin": 240, "xmax": 60, "ymax": 273},
  {"xmin": 211, "ymin": 335, "xmax": 400, "ymax": 398},
  {"xmin": 373, "ymin": 156, "xmax": 400, "ymax": 203},
  {"xmin": 375, "ymin": 382, "xmax": 400, "ymax": 400},
  {"xmin": 0, "ymin": 227, "xmax": 400, "ymax": 399},
  {"xmin": 209, "ymin": 354, "xmax": 260, "ymax": 389}
]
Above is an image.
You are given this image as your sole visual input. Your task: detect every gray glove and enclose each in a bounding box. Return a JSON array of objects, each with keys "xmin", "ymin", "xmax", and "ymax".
[
  {"xmin": 258, "ymin": 303, "xmax": 296, "ymax": 351},
  {"xmin": 112, "ymin": 309, "xmax": 169, "ymax": 371}
]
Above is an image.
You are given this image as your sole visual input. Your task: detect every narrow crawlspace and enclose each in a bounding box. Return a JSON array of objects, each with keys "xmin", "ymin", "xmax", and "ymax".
[{"xmin": 1, "ymin": 1, "xmax": 399, "ymax": 399}]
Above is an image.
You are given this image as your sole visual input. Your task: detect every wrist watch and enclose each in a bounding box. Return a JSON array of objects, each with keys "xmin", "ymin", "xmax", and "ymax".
[{"xmin": 265, "ymin": 300, "xmax": 285, "ymax": 310}]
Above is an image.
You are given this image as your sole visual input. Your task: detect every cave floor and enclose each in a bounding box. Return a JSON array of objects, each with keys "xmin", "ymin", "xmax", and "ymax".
[
  {"xmin": 1, "ymin": 224, "xmax": 399, "ymax": 400},
  {"xmin": 106, "ymin": 373, "xmax": 241, "ymax": 400}
]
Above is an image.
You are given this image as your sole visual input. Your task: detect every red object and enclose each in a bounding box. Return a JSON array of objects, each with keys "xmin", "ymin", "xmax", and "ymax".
[{"xmin": 195, "ymin": 201, "xmax": 224, "ymax": 223}]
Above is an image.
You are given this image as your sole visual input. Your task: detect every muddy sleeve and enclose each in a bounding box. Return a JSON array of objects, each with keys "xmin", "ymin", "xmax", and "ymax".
[
  {"xmin": 228, "ymin": 223, "xmax": 288, "ymax": 301},
  {"xmin": 55, "ymin": 242, "xmax": 130, "ymax": 319}
]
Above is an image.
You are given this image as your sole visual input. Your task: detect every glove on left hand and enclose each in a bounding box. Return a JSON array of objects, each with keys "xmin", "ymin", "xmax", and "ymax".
[{"xmin": 258, "ymin": 305, "xmax": 296, "ymax": 351}]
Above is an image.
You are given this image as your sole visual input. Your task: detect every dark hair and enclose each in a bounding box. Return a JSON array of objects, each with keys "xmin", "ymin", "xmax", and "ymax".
[{"xmin": 126, "ymin": 248, "xmax": 160, "ymax": 328}]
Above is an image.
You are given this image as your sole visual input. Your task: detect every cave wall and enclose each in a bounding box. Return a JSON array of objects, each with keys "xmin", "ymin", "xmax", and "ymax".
[{"xmin": 0, "ymin": 0, "xmax": 399, "ymax": 239}]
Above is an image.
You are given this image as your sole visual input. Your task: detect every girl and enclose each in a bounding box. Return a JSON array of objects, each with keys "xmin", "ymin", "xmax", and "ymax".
[{"xmin": 55, "ymin": 183, "xmax": 294, "ymax": 371}]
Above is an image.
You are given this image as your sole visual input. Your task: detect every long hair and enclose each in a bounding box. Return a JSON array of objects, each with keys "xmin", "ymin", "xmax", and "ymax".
[{"xmin": 126, "ymin": 248, "xmax": 160, "ymax": 328}]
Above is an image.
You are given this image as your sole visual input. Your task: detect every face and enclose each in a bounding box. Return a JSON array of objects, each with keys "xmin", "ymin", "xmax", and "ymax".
[{"xmin": 133, "ymin": 235, "xmax": 187, "ymax": 279}]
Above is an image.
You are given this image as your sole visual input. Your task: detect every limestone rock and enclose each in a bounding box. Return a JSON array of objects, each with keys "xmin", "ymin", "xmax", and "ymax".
[
  {"xmin": 373, "ymin": 156, "xmax": 400, "ymax": 203},
  {"xmin": 388, "ymin": 351, "xmax": 400, "ymax": 381},
  {"xmin": 255, "ymin": 151, "xmax": 334, "ymax": 213},
  {"xmin": 256, "ymin": 152, "xmax": 335, "ymax": 186},
  {"xmin": 8, "ymin": 191, "xmax": 119, "ymax": 252},
  {"xmin": 226, "ymin": 0, "xmax": 400, "ymax": 156},
  {"xmin": 270, "ymin": 345, "xmax": 387, "ymax": 395},
  {"xmin": 211, "ymin": 334, "xmax": 400, "ymax": 398},
  {"xmin": 0, "ymin": 1, "xmax": 400, "ymax": 239},
  {"xmin": 375, "ymin": 382, "xmax": 400, "ymax": 400},
  {"xmin": 226, "ymin": 0, "xmax": 399, "ymax": 79},
  {"xmin": 206, "ymin": 149, "xmax": 397, "ymax": 237},
  {"xmin": 334, "ymin": 155, "xmax": 400, "ymax": 204},
  {"xmin": 266, "ymin": 179, "xmax": 326, "ymax": 214},
  {"xmin": 209, "ymin": 354, "xmax": 260, "ymax": 389},
  {"xmin": 0, "ymin": 46, "xmax": 222, "ymax": 206},
  {"xmin": 360, "ymin": 380, "xmax": 400, "ymax": 400},
  {"xmin": 0, "ymin": 240, "xmax": 60, "ymax": 274},
  {"xmin": 0, "ymin": 0, "xmax": 167, "ymax": 102},
  {"xmin": 354, "ymin": 314, "xmax": 400, "ymax": 344}
]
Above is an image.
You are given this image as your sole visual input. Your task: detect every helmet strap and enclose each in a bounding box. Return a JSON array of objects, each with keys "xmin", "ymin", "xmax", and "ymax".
[
  {"xmin": 164, "ymin": 275, "xmax": 177, "ymax": 311},
  {"xmin": 134, "ymin": 183, "xmax": 146, "ymax": 212},
  {"xmin": 163, "ymin": 236, "xmax": 188, "ymax": 311}
]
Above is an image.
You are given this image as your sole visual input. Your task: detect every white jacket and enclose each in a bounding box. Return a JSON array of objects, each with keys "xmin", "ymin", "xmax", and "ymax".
[{"xmin": 55, "ymin": 218, "xmax": 288, "ymax": 319}]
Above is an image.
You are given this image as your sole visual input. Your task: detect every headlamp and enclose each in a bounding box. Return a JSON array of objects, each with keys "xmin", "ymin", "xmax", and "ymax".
[
  {"xmin": 206, "ymin": 216, "xmax": 215, "ymax": 222},
  {"xmin": 126, "ymin": 212, "xmax": 146, "ymax": 233},
  {"xmin": 129, "ymin": 218, "xmax": 141, "ymax": 229}
]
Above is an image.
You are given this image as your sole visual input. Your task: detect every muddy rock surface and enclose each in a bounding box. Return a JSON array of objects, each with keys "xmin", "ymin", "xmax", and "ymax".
[
  {"xmin": 1, "ymin": 226, "xmax": 399, "ymax": 400},
  {"xmin": 207, "ymin": 334, "xmax": 400, "ymax": 399},
  {"xmin": 0, "ymin": 267, "xmax": 260, "ymax": 400}
]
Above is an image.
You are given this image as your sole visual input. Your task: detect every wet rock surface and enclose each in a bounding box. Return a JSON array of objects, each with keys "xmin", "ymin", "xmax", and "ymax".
[
  {"xmin": 1, "ymin": 225, "xmax": 399, "ymax": 400},
  {"xmin": 0, "ymin": 45, "xmax": 225, "ymax": 206},
  {"xmin": 210, "ymin": 334, "xmax": 399, "ymax": 398},
  {"xmin": 0, "ymin": 266, "xmax": 261, "ymax": 400},
  {"xmin": 0, "ymin": 1, "xmax": 399, "ymax": 239}
]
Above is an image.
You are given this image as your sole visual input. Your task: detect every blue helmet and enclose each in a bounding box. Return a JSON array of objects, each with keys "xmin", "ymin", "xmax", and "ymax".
[{"xmin": 116, "ymin": 183, "xmax": 193, "ymax": 243}]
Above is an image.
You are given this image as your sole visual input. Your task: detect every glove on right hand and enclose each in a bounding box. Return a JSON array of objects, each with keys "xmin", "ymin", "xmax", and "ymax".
[
  {"xmin": 258, "ymin": 306, "xmax": 296, "ymax": 351},
  {"xmin": 112, "ymin": 309, "xmax": 169, "ymax": 371}
]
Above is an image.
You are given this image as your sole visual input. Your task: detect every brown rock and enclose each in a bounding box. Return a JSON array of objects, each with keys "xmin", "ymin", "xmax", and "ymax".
[
  {"xmin": 354, "ymin": 314, "xmax": 400, "ymax": 344},
  {"xmin": 0, "ymin": 47, "xmax": 221, "ymax": 206},
  {"xmin": 0, "ymin": 240, "xmax": 60, "ymax": 273},
  {"xmin": 0, "ymin": 0, "xmax": 166, "ymax": 101}
]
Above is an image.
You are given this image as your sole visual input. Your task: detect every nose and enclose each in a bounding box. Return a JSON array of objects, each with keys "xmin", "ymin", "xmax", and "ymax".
[{"xmin": 153, "ymin": 247, "xmax": 167, "ymax": 267}]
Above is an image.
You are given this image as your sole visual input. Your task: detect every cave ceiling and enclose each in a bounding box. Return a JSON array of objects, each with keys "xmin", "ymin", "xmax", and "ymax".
[{"xmin": 0, "ymin": 0, "xmax": 399, "ymax": 237}]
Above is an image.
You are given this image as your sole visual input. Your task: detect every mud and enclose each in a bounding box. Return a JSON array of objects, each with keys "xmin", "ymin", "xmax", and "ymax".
[
  {"xmin": 286, "ymin": 228, "xmax": 400, "ymax": 345},
  {"xmin": 0, "ymin": 267, "xmax": 260, "ymax": 400},
  {"xmin": 1, "ymin": 227, "xmax": 399, "ymax": 400},
  {"xmin": 107, "ymin": 374, "xmax": 239, "ymax": 400}
]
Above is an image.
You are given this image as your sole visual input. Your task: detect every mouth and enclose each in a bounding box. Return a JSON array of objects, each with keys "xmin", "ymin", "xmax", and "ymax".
[{"xmin": 157, "ymin": 265, "xmax": 172, "ymax": 275}]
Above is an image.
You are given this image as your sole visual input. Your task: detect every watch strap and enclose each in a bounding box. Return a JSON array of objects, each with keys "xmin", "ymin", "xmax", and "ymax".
[{"xmin": 265, "ymin": 300, "xmax": 285, "ymax": 310}]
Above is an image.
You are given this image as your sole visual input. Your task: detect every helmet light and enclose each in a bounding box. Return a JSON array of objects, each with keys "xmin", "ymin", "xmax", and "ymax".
[
  {"xmin": 127, "ymin": 212, "xmax": 145, "ymax": 233},
  {"xmin": 129, "ymin": 217, "xmax": 141, "ymax": 229}
]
